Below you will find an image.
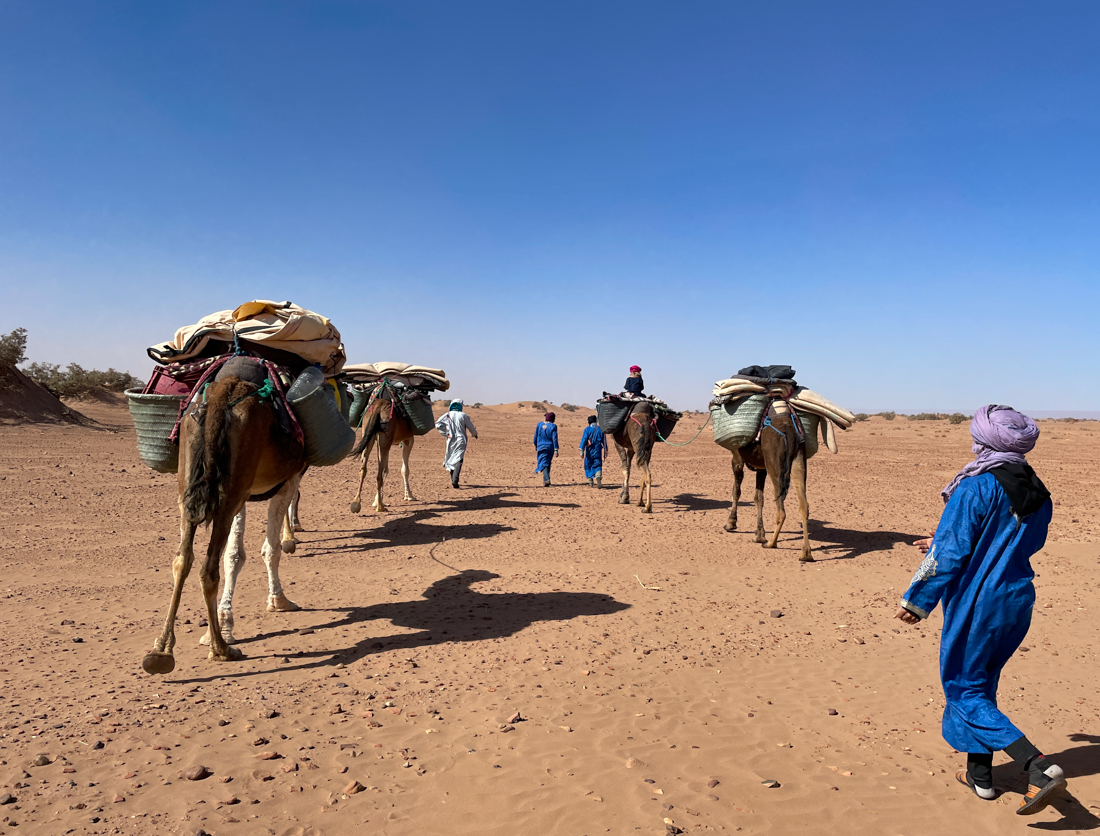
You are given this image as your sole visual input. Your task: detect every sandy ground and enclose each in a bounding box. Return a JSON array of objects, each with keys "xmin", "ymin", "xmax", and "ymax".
[{"xmin": 1, "ymin": 400, "xmax": 1098, "ymax": 836}]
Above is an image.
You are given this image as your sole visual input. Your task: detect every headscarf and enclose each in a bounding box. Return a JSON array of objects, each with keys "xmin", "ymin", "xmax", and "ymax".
[
  {"xmin": 449, "ymin": 399, "xmax": 463, "ymax": 412},
  {"xmin": 544, "ymin": 412, "xmax": 556, "ymax": 422},
  {"xmin": 941, "ymin": 404, "xmax": 1039, "ymax": 502},
  {"xmin": 587, "ymin": 414, "xmax": 598, "ymax": 424},
  {"xmin": 629, "ymin": 365, "xmax": 641, "ymax": 374}
]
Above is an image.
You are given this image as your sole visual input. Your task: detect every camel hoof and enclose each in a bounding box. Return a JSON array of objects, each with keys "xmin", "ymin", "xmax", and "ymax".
[
  {"xmin": 267, "ymin": 594, "xmax": 299, "ymax": 612},
  {"xmin": 198, "ymin": 631, "xmax": 210, "ymax": 646},
  {"xmin": 349, "ymin": 501, "xmax": 362, "ymax": 514},
  {"xmin": 142, "ymin": 652, "xmax": 175, "ymax": 675},
  {"xmin": 641, "ymin": 507, "xmax": 652, "ymax": 514},
  {"xmin": 619, "ymin": 497, "xmax": 630, "ymax": 505},
  {"xmin": 291, "ymin": 523, "xmax": 304, "ymax": 533},
  {"xmin": 209, "ymin": 645, "xmax": 243, "ymax": 662},
  {"xmin": 800, "ymin": 555, "xmax": 815, "ymax": 563},
  {"xmin": 282, "ymin": 539, "xmax": 297, "ymax": 554},
  {"xmin": 724, "ymin": 521, "xmax": 737, "ymax": 532}
]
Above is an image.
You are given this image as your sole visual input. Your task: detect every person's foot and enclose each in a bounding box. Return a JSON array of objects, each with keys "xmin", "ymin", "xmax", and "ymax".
[
  {"xmin": 1017, "ymin": 760, "xmax": 1065, "ymax": 815},
  {"xmin": 955, "ymin": 769, "xmax": 996, "ymax": 800}
]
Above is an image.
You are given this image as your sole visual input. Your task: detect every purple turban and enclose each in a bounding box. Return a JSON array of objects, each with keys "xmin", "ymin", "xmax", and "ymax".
[
  {"xmin": 544, "ymin": 412, "xmax": 556, "ymax": 422},
  {"xmin": 941, "ymin": 405, "xmax": 1040, "ymax": 502}
]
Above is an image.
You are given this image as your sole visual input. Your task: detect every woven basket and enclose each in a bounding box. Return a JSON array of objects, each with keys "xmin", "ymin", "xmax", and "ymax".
[
  {"xmin": 402, "ymin": 396, "xmax": 435, "ymax": 435},
  {"xmin": 597, "ymin": 400, "xmax": 631, "ymax": 435},
  {"xmin": 348, "ymin": 385, "xmax": 374, "ymax": 428},
  {"xmin": 655, "ymin": 413, "xmax": 678, "ymax": 441},
  {"xmin": 796, "ymin": 411, "xmax": 820, "ymax": 459},
  {"xmin": 291, "ymin": 384, "xmax": 356, "ymax": 467},
  {"xmin": 126, "ymin": 388, "xmax": 184, "ymax": 473},
  {"xmin": 711, "ymin": 395, "xmax": 767, "ymax": 451}
]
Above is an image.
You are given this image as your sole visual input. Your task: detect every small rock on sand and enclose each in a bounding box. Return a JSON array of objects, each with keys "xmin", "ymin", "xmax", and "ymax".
[
  {"xmin": 828, "ymin": 708, "xmax": 838, "ymax": 715},
  {"xmin": 32, "ymin": 754, "xmax": 50, "ymax": 767},
  {"xmin": 0, "ymin": 793, "xmax": 15, "ymax": 805},
  {"xmin": 625, "ymin": 757, "xmax": 646, "ymax": 769},
  {"xmin": 770, "ymin": 610, "xmax": 783, "ymax": 618},
  {"xmin": 344, "ymin": 780, "xmax": 365, "ymax": 795},
  {"xmin": 184, "ymin": 766, "xmax": 210, "ymax": 781},
  {"xmin": 762, "ymin": 779, "xmax": 781, "ymax": 788},
  {"xmin": 707, "ymin": 779, "xmax": 719, "ymax": 788}
]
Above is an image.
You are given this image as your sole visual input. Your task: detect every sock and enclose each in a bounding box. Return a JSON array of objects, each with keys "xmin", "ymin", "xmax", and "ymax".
[
  {"xmin": 967, "ymin": 753, "xmax": 993, "ymax": 788},
  {"xmin": 1004, "ymin": 737, "xmax": 1052, "ymax": 785}
]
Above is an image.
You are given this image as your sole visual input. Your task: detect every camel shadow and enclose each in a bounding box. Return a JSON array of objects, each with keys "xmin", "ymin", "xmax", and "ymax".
[
  {"xmin": 806, "ymin": 520, "xmax": 916, "ymax": 560},
  {"xmin": 172, "ymin": 570, "xmax": 630, "ymax": 683},
  {"xmin": 312, "ymin": 509, "xmax": 514, "ymax": 553},
  {"xmin": 435, "ymin": 491, "xmax": 581, "ymax": 512},
  {"xmin": 668, "ymin": 493, "xmax": 730, "ymax": 512},
  {"xmin": 991, "ymin": 735, "xmax": 1100, "ymax": 829}
]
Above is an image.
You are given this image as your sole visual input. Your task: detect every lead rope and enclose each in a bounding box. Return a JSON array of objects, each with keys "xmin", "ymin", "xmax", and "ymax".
[{"xmin": 655, "ymin": 411, "xmax": 712, "ymax": 446}]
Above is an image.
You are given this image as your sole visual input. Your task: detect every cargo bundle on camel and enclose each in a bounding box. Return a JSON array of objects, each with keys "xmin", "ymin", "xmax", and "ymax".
[
  {"xmin": 709, "ymin": 364, "xmax": 856, "ymax": 562},
  {"xmin": 341, "ymin": 361, "xmax": 451, "ymax": 513},
  {"xmin": 595, "ymin": 391, "xmax": 683, "ymax": 513},
  {"xmin": 130, "ymin": 301, "xmax": 353, "ymax": 674}
]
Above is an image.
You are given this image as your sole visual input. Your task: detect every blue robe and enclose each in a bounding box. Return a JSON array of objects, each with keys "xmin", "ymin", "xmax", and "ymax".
[
  {"xmin": 579, "ymin": 425, "xmax": 607, "ymax": 478},
  {"xmin": 533, "ymin": 421, "xmax": 559, "ymax": 473},
  {"xmin": 901, "ymin": 472, "xmax": 1052, "ymax": 754}
]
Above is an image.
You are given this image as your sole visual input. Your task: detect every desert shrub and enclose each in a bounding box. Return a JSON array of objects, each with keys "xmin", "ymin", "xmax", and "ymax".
[
  {"xmin": 531, "ymin": 402, "xmax": 547, "ymax": 411},
  {"xmin": 908, "ymin": 413, "xmax": 946, "ymax": 421},
  {"xmin": 560, "ymin": 403, "xmax": 578, "ymax": 412},
  {"xmin": 0, "ymin": 327, "xmax": 28, "ymax": 367},
  {"xmin": 876, "ymin": 411, "xmax": 896, "ymax": 421},
  {"xmin": 472, "ymin": 402, "xmax": 483, "ymax": 409},
  {"xmin": 853, "ymin": 413, "xmax": 869, "ymax": 422},
  {"xmin": 1059, "ymin": 417, "xmax": 1079, "ymax": 423},
  {"xmin": 947, "ymin": 413, "xmax": 969, "ymax": 425},
  {"xmin": 23, "ymin": 362, "xmax": 142, "ymax": 398}
]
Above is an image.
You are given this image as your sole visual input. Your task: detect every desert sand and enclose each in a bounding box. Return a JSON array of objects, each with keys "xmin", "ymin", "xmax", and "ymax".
[{"xmin": 0, "ymin": 399, "xmax": 1097, "ymax": 835}]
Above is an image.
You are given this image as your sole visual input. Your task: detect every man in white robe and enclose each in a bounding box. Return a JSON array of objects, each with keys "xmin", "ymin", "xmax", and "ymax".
[{"xmin": 435, "ymin": 399, "xmax": 478, "ymax": 488}]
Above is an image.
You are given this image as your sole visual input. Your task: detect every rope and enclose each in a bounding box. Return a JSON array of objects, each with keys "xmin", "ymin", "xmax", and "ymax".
[
  {"xmin": 228, "ymin": 378, "xmax": 275, "ymax": 408},
  {"xmin": 656, "ymin": 412, "xmax": 711, "ymax": 446}
]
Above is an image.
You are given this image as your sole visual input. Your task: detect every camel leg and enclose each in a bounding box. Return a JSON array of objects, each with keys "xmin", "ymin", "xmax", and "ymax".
[
  {"xmin": 349, "ymin": 435, "xmax": 377, "ymax": 514},
  {"xmin": 401, "ymin": 438, "xmax": 415, "ymax": 501},
  {"xmin": 374, "ymin": 440, "xmax": 390, "ymax": 512},
  {"xmin": 617, "ymin": 444, "xmax": 632, "ymax": 505},
  {"xmin": 753, "ymin": 469, "xmax": 768, "ymax": 544},
  {"xmin": 142, "ymin": 511, "xmax": 198, "ymax": 675},
  {"xmin": 200, "ymin": 509, "xmax": 244, "ymax": 663},
  {"xmin": 281, "ymin": 508, "xmax": 298, "ymax": 555},
  {"xmin": 766, "ymin": 467, "xmax": 787, "ymax": 549},
  {"xmin": 637, "ymin": 459, "xmax": 652, "ymax": 513},
  {"xmin": 289, "ymin": 489, "xmax": 303, "ymax": 531},
  {"xmin": 724, "ymin": 455, "xmax": 744, "ymax": 532},
  {"xmin": 793, "ymin": 452, "xmax": 812, "ymax": 562},
  {"xmin": 200, "ymin": 506, "xmax": 247, "ymax": 646},
  {"xmin": 264, "ymin": 475, "xmax": 303, "ymax": 612}
]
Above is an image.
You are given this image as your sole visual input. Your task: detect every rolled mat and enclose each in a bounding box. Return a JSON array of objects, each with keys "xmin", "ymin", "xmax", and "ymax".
[{"xmin": 790, "ymin": 388, "xmax": 855, "ymax": 425}]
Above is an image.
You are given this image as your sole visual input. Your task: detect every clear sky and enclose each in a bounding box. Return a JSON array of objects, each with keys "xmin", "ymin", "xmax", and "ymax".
[{"xmin": 2, "ymin": 1, "xmax": 1098, "ymax": 412}]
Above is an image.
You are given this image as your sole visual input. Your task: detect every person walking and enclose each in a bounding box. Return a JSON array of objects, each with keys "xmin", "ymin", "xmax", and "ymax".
[
  {"xmin": 533, "ymin": 411, "xmax": 559, "ymax": 487},
  {"xmin": 579, "ymin": 414, "xmax": 608, "ymax": 487},
  {"xmin": 435, "ymin": 399, "xmax": 478, "ymax": 488},
  {"xmin": 623, "ymin": 365, "xmax": 644, "ymax": 396},
  {"xmin": 894, "ymin": 405, "xmax": 1062, "ymax": 814}
]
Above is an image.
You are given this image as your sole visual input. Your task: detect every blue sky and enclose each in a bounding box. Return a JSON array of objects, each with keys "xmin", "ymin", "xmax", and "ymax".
[{"xmin": 2, "ymin": 1, "xmax": 1098, "ymax": 412}]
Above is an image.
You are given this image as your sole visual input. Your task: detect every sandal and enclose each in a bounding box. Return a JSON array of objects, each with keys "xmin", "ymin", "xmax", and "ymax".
[
  {"xmin": 955, "ymin": 769, "xmax": 996, "ymax": 800},
  {"xmin": 1017, "ymin": 763, "xmax": 1065, "ymax": 815}
]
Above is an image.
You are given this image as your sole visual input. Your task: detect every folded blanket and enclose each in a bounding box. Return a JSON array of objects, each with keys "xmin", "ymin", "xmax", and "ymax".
[
  {"xmin": 342, "ymin": 362, "xmax": 450, "ymax": 391},
  {"xmin": 148, "ymin": 300, "xmax": 346, "ymax": 376}
]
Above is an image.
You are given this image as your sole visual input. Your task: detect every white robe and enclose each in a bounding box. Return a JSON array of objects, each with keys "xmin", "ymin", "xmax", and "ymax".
[{"xmin": 435, "ymin": 411, "xmax": 478, "ymax": 472}]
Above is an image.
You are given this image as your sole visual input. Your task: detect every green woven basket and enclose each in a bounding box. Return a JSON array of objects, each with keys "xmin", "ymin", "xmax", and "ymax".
[
  {"xmin": 796, "ymin": 411, "xmax": 820, "ymax": 459},
  {"xmin": 711, "ymin": 395, "xmax": 767, "ymax": 451},
  {"xmin": 402, "ymin": 396, "xmax": 435, "ymax": 435},
  {"xmin": 291, "ymin": 384, "xmax": 356, "ymax": 467},
  {"xmin": 126, "ymin": 388, "xmax": 185, "ymax": 473}
]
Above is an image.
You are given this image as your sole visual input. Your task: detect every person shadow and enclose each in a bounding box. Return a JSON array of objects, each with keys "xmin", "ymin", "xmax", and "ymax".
[
  {"xmin": 174, "ymin": 570, "xmax": 630, "ymax": 683},
  {"xmin": 992, "ymin": 734, "xmax": 1100, "ymax": 829},
  {"xmin": 804, "ymin": 520, "xmax": 916, "ymax": 561},
  {"xmin": 668, "ymin": 493, "xmax": 731, "ymax": 512}
]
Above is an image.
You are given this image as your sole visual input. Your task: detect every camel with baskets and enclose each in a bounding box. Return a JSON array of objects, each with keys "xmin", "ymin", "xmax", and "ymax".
[
  {"xmin": 342, "ymin": 363, "xmax": 449, "ymax": 514},
  {"xmin": 612, "ymin": 401, "xmax": 658, "ymax": 512},
  {"xmin": 710, "ymin": 367, "xmax": 854, "ymax": 562},
  {"xmin": 141, "ymin": 358, "xmax": 309, "ymax": 674}
]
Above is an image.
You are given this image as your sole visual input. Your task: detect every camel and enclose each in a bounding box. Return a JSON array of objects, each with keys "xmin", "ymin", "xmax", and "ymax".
[
  {"xmin": 349, "ymin": 387, "xmax": 417, "ymax": 514},
  {"xmin": 723, "ymin": 405, "xmax": 812, "ymax": 562},
  {"xmin": 611, "ymin": 401, "xmax": 657, "ymax": 513},
  {"xmin": 142, "ymin": 364, "xmax": 306, "ymax": 675}
]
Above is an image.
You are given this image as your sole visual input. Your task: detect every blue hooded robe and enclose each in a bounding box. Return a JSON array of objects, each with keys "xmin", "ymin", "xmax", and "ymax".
[
  {"xmin": 579, "ymin": 424, "xmax": 607, "ymax": 478},
  {"xmin": 900, "ymin": 471, "xmax": 1052, "ymax": 754},
  {"xmin": 533, "ymin": 421, "xmax": 559, "ymax": 473}
]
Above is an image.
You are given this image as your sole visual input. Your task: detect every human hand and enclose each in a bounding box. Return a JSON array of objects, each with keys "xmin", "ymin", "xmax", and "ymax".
[
  {"xmin": 914, "ymin": 530, "xmax": 935, "ymax": 553},
  {"xmin": 894, "ymin": 607, "xmax": 921, "ymax": 625}
]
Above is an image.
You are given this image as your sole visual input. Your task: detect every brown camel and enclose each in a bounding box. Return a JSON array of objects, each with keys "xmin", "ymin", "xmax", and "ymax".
[
  {"xmin": 611, "ymin": 401, "xmax": 657, "ymax": 513},
  {"xmin": 142, "ymin": 370, "xmax": 307, "ymax": 675},
  {"xmin": 349, "ymin": 389, "xmax": 416, "ymax": 514},
  {"xmin": 723, "ymin": 405, "xmax": 812, "ymax": 562}
]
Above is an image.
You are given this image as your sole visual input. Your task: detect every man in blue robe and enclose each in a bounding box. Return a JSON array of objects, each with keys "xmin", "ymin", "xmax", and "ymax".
[
  {"xmin": 533, "ymin": 412, "xmax": 559, "ymax": 487},
  {"xmin": 579, "ymin": 415, "xmax": 608, "ymax": 487},
  {"xmin": 895, "ymin": 405, "xmax": 1063, "ymax": 814}
]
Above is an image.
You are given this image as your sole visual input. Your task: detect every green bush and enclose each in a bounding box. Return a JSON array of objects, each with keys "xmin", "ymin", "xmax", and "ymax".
[
  {"xmin": 560, "ymin": 403, "xmax": 579, "ymax": 412},
  {"xmin": 876, "ymin": 411, "xmax": 896, "ymax": 421},
  {"xmin": 23, "ymin": 361, "xmax": 142, "ymax": 398},
  {"xmin": 948, "ymin": 413, "xmax": 970, "ymax": 425},
  {"xmin": 907, "ymin": 413, "xmax": 945, "ymax": 421},
  {"xmin": 0, "ymin": 327, "xmax": 28, "ymax": 367},
  {"xmin": 853, "ymin": 413, "xmax": 869, "ymax": 422}
]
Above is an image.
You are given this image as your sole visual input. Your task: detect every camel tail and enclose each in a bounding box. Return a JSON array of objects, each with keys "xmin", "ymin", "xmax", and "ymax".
[
  {"xmin": 635, "ymin": 407, "xmax": 656, "ymax": 465},
  {"xmin": 181, "ymin": 380, "xmax": 237, "ymax": 525},
  {"xmin": 350, "ymin": 398, "xmax": 384, "ymax": 458},
  {"xmin": 774, "ymin": 427, "xmax": 796, "ymax": 502}
]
